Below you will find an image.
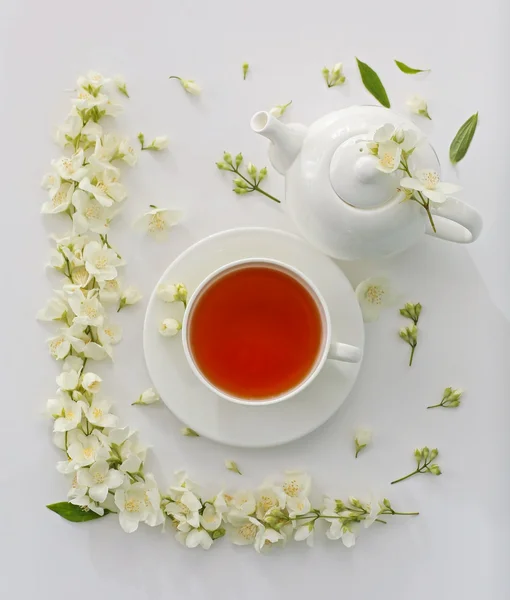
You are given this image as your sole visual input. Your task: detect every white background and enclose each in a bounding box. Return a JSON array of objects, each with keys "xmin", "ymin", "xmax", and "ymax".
[{"xmin": 1, "ymin": 0, "xmax": 509, "ymax": 598}]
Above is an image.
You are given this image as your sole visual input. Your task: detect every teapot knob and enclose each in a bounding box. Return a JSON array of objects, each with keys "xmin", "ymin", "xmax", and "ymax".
[{"xmin": 354, "ymin": 155, "xmax": 380, "ymax": 183}]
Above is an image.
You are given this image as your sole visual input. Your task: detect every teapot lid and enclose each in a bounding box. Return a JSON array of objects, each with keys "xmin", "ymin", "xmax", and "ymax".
[{"xmin": 329, "ymin": 135, "xmax": 400, "ymax": 209}]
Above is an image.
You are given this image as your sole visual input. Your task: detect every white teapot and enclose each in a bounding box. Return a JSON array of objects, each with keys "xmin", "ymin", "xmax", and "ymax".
[{"xmin": 250, "ymin": 106, "xmax": 482, "ymax": 260}]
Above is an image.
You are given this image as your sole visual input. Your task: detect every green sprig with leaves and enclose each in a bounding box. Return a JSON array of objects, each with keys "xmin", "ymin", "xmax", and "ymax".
[
  {"xmin": 427, "ymin": 387, "xmax": 463, "ymax": 409},
  {"xmin": 391, "ymin": 447, "xmax": 442, "ymax": 485},
  {"xmin": 216, "ymin": 152, "xmax": 280, "ymax": 203}
]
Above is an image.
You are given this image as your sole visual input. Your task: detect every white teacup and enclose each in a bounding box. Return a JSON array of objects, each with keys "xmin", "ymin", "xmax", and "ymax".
[{"xmin": 182, "ymin": 258, "xmax": 362, "ymax": 406}]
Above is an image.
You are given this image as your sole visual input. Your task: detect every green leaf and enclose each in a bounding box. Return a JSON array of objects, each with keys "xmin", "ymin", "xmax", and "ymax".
[
  {"xmin": 449, "ymin": 113, "xmax": 479, "ymax": 164},
  {"xmin": 47, "ymin": 502, "xmax": 111, "ymax": 523},
  {"xmin": 356, "ymin": 58, "xmax": 390, "ymax": 108},
  {"xmin": 394, "ymin": 60, "xmax": 430, "ymax": 75}
]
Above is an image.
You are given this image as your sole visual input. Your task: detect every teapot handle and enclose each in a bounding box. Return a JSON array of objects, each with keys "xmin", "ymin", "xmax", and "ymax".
[{"xmin": 425, "ymin": 197, "xmax": 483, "ymax": 243}]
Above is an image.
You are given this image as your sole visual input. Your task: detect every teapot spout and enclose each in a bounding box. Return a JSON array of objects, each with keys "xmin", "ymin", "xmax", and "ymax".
[{"xmin": 251, "ymin": 111, "xmax": 304, "ymax": 174}]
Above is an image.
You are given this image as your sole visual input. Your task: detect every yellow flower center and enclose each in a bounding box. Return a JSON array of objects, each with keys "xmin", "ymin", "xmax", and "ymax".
[
  {"xmin": 85, "ymin": 305, "xmax": 98, "ymax": 318},
  {"xmin": 148, "ymin": 213, "xmax": 166, "ymax": 233},
  {"xmin": 83, "ymin": 447, "xmax": 94, "ymax": 459},
  {"xmin": 238, "ymin": 523, "xmax": 257, "ymax": 540},
  {"xmin": 380, "ymin": 152, "xmax": 395, "ymax": 169},
  {"xmin": 125, "ymin": 499, "xmax": 140, "ymax": 513},
  {"xmin": 50, "ymin": 337, "xmax": 65, "ymax": 353},
  {"xmin": 104, "ymin": 327, "xmax": 114, "ymax": 338},
  {"xmin": 366, "ymin": 285, "xmax": 384, "ymax": 305},
  {"xmin": 93, "ymin": 472, "xmax": 105, "ymax": 484},
  {"xmin": 53, "ymin": 189, "xmax": 67, "ymax": 207},
  {"xmin": 177, "ymin": 501, "xmax": 190, "ymax": 515},
  {"xmin": 95, "ymin": 256, "xmax": 108, "ymax": 269},
  {"xmin": 65, "ymin": 409, "xmax": 75, "ymax": 420},
  {"xmin": 258, "ymin": 495, "xmax": 276, "ymax": 514},
  {"xmin": 92, "ymin": 407, "xmax": 103, "ymax": 419},
  {"xmin": 96, "ymin": 182, "xmax": 108, "ymax": 194},
  {"xmin": 85, "ymin": 205, "xmax": 101, "ymax": 219},
  {"xmin": 62, "ymin": 159, "xmax": 73, "ymax": 173},
  {"xmin": 420, "ymin": 171, "xmax": 440, "ymax": 190},
  {"xmin": 72, "ymin": 266, "xmax": 89, "ymax": 286},
  {"xmin": 283, "ymin": 480, "xmax": 300, "ymax": 497}
]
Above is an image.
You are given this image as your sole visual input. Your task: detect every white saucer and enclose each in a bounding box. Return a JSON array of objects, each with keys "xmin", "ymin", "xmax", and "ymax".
[{"xmin": 143, "ymin": 228, "xmax": 364, "ymax": 448}]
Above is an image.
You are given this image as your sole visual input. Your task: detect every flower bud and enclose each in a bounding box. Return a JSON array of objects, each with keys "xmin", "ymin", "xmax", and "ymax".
[
  {"xmin": 428, "ymin": 464, "xmax": 442, "ymax": 476},
  {"xmin": 247, "ymin": 162, "xmax": 257, "ymax": 177},
  {"xmin": 422, "ymin": 447, "xmax": 430, "ymax": 459},
  {"xmin": 212, "ymin": 527, "xmax": 226, "ymax": 540},
  {"xmin": 349, "ymin": 497, "xmax": 361, "ymax": 508},
  {"xmin": 223, "ymin": 152, "xmax": 233, "ymax": 165},
  {"xmin": 258, "ymin": 167, "xmax": 268, "ymax": 181},
  {"xmin": 335, "ymin": 499, "xmax": 346, "ymax": 512},
  {"xmin": 393, "ymin": 128, "xmax": 405, "ymax": 144},
  {"xmin": 216, "ymin": 162, "xmax": 229, "ymax": 170},
  {"xmin": 399, "ymin": 328, "xmax": 410, "ymax": 343},
  {"xmin": 233, "ymin": 187, "xmax": 249, "ymax": 195},
  {"xmin": 383, "ymin": 498, "xmax": 392, "ymax": 509},
  {"xmin": 235, "ymin": 152, "xmax": 243, "ymax": 167},
  {"xmin": 429, "ymin": 448, "xmax": 439, "ymax": 460},
  {"xmin": 414, "ymin": 448, "xmax": 423, "ymax": 461},
  {"xmin": 233, "ymin": 177, "xmax": 248, "ymax": 189}
]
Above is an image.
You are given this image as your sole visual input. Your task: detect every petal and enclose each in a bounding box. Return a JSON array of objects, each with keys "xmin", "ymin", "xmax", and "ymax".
[
  {"xmin": 89, "ymin": 483, "xmax": 108, "ymax": 503},
  {"xmin": 119, "ymin": 511, "xmax": 140, "ymax": 533},
  {"xmin": 422, "ymin": 189, "xmax": 445, "ymax": 204},
  {"xmin": 105, "ymin": 469, "xmax": 125, "ymax": 489},
  {"xmin": 399, "ymin": 177, "xmax": 423, "ymax": 191},
  {"xmin": 438, "ymin": 182, "xmax": 462, "ymax": 195}
]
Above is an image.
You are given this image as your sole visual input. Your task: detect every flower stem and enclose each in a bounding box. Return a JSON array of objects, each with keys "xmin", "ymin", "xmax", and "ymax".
[
  {"xmin": 409, "ymin": 345, "xmax": 416, "ymax": 366},
  {"xmin": 427, "ymin": 403, "xmax": 443, "ymax": 409},
  {"xmin": 231, "ymin": 167, "xmax": 281, "ymax": 203},
  {"xmin": 390, "ymin": 470, "xmax": 419, "ymax": 485}
]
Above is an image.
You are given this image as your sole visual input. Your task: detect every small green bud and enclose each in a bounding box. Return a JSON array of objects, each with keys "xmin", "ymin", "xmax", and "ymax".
[
  {"xmin": 212, "ymin": 527, "xmax": 226, "ymax": 540},
  {"xmin": 242, "ymin": 62, "xmax": 249, "ymax": 80},
  {"xmin": 137, "ymin": 132, "xmax": 145, "ymax": 147},
  {"xmin": 393, "ymin": 128, "xmax": 405, "ymax": 144},
  {"xmin": 233, "ymin": 187, "xmax": 249, "ymax": 195},
  {"xmin": 422, "ymin": 446, "xmax": 430, "ymax": 459},
  {"xmin": 216, "ymin": 161, "xmax": 229, "ymax": 170},
  {"xmin": 258, "ymin": 167, "xmax": 268, "ymax": 181},
  {"xmin": 383, "ymin": 498, "xmax": 392, "ymax": 509},
  {"xmin": 428, "ymin": 464, "xmax": 442, "ymax": 476},
  {"xmin": 399, "ymin": 328, "xmax": 410, "ymax": 343},
  {"xmin": 429, "ymin": 448, "xmax": 439, "ymax": 460},
  {"xmin": 247, "ymin": 162, "xmax": 257, "ymax": 177},
  {"xmin": 223, "ymin": 152, "xmax": 233, "ymax": 165},
  {"xmin": 414, "ymin": 448, "xmax": 423, "ymax": 462},
  {"xmin": 233, "ymin": 177, "xmax": 248, "ymax": 189},
  {"xmin": 414, "ymin": 303, "xmax": 422, "ymax": 320},
  {"xmin": 335, "ymin": 499, "xmax": 346, "ymax": 512},
  {"xmin": 322, "ymin": 67, "xmax": 330, "ymax": 83},
  {"xmin": 449, "ymin": 400, "xmax": 460, "ymax": 407},
  {"xmin": 349, "ymin": 497, "xmax": 361, "ymax": 508},
  {"xmin": 235, "ymin": 152, "xmax": 243, "ymax": 167}
]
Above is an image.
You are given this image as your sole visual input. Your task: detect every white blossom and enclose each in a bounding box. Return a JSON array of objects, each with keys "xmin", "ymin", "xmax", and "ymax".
[
  {"xmin": 41, "ymin": 182, "xmax": 74, "ymax": 214},
  {"xmin": 82, "ymin": 372, "xmax": 102, "ymax": 393},
  {"xmin": 98, "ymin": 279, "xmax": 122, "ymax": 304},
  {"xmin": 156, "ymin": 282, "xmax": 187, "ymax": 304},
  {"xmin": 67, "ymin": 431, "xmax": 107, "ymax": 467},
  {"xmin": 83, "ymin": 241, "xmax": 124, "ymax": 281},
  {"xmin": 135, "ymin": 207, "xmax": 182, "ymax": 240},
  {"xmin": 68, "ymin": 289, "xmax": 104, "ymax": 327},
  {"xmin": 170, "ymin": 76, "xmax": 201, "ymax": 95},
  {"xmin": 77, "ymin": 459, "xmax": 124, "ymax": 503},
  {"xmin": 52, "ymin": 149, "xmax": 88, "ymax": 182},
  {"xmin": 294, "ymin": 523, "xmax": 314, "ymax": 547},
  {"xmin": 72, "ymin": 189, "xmax": 115, "ymax": 235},
  {"xmin": 118, "ymin": 286, "xmax": 142, "ymax": 309},
  {"xmin": 178, "ymin": 528, "xmax": 213, "ymax": 549},
  {"xmin": 132, "ymin": 388, "xmax": 160, "ymax": 406},
  {"xmin": 406, "ymin": 94, "xmax": 431, "ymax": 119},
  {"xmin": 400, "ymin": 169, "xmax": 461, "ymax": 205},
  {"xmin": 37, "ymin": 296, "xmax": 68, "ymax": 321},
  {"xmin": 158, "ymin": 318, "xmax": 181, "ymax": 337},
  {"xmin": 355, "ymin": 276, "xmax": 395, "ymax": 322},
  {"xmin": 56, "ymin": 369, "xmax": 80, "ymax": 391},
  {"xmin": 79, "ymin": 169, "xmax": 126, "ymax": 207},
  {"xmin": 97, "ymin": 322, "xmax": 122, "ymax": 347},
  {"xmin": 82, "ymin": 396, "xmax": 118, "ymax": 427},
  {"xmin": 47, "ymin": 390, "xmax": 82, "ymax": 432},
  {"xmin": 255, "ymin": 486, "xmax": 286, "ymax": 520},
  {"xmin": 282, "ymin": 471, "xmax": 311, "ymax": 499}
]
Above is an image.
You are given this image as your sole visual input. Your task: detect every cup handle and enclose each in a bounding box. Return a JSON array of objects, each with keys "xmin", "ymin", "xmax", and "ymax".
[
  {"xmin": 424, "ymin": 197, "xmax": 483, "ymax": 244},
  {"xmin": 327, "ymin": 342, "xmax": 362, "ymax": 363}
]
